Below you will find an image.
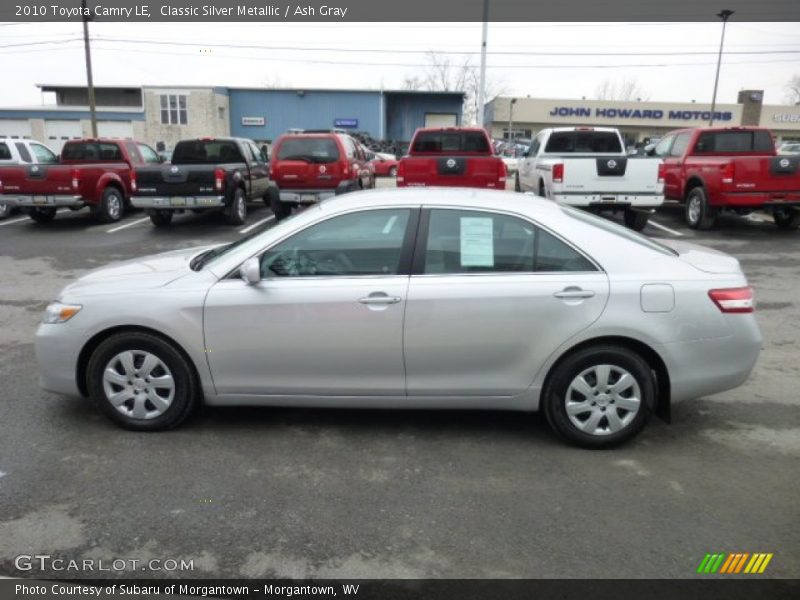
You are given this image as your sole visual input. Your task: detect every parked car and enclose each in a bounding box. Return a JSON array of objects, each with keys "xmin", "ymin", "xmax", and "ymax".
[
  {"xmin": 397, "ymin": 127, "xmax": 507, "ymax": 189},
  {"xmin": 371, "ymin": 152, "xmax": 399, "ymax": 177},
  {"xmin": 655, "ymin": 127, "xmax": 800, "ymax": 229},
  {"xmin": 131, "ymin": 137, "xmax": 270, "ymax": 227},
  {"xmin": 35, "ymin": 188, "xmax": 760, "ymax": 448},
  {"xmin": 0, "ymin": 138, "xmax": 59, "ymax": 219},
  {"xmin": 516, "ymin": 127, "xmax": 665, "ymax": 231},
  {"xmin": 268, "ymin": 131, "xmax": 375, "ymax": 221},
  {"xmin": 777, "ymin": 142, "xmax": 800, "ymax": 156},
  {"xmin": 0, "ymin": 138, "xmax": 159, "ymax": 223}
]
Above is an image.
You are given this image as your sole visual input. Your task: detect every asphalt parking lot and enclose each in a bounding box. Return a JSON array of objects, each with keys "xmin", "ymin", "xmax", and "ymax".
[{"xmin": 0, "ymin": 179, "xmax": 798, "ymax": 579}]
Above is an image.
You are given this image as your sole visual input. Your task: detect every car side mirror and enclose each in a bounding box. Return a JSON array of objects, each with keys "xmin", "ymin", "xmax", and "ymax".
[{"xmin": 240, "ymin": 257, "xmax": 261, "ymax": 285}]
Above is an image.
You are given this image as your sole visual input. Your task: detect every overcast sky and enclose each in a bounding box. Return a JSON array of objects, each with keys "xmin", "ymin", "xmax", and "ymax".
[{"xmin": 1, "ymin": 21, "xmax": 798, "ymax": 108}]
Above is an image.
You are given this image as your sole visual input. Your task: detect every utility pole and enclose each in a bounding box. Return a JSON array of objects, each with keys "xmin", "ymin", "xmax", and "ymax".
[
  {"xmin": 507, "ymin": 98, "xmax": 517, "ymax": 141},
  {"xmin": 709, "ymin": 9, "xmax": 734, "ymax": 127},
  {"xmin": 82, "ymin": 0, "xmax": 98, "ymax": 137},
  {"xmin": 476, "ymin": 0, "xmax": 489, "ymax": 127}
]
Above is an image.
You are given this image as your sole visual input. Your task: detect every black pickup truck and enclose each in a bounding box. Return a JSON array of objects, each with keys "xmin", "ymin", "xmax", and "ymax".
[{"xmin": 131, "ymin": 137, "xmax": 270, "ymax": 227}]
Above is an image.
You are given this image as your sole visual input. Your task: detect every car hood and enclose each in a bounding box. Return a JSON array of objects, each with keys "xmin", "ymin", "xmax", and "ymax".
[
  {"xmin": 61, "ymin": 245, "xmax": 218, "ymax": 296},
  {"xmin": 658, "ymin": 239, "xmax": 742, "ymax": 274}
]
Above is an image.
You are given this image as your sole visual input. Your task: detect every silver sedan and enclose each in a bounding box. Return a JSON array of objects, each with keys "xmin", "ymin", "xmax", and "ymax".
[{"xmin": 35, "ymin": 189, "xmax": 761, "ymax": 447}]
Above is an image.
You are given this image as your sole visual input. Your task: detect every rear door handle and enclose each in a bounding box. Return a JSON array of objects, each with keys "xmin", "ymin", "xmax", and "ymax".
[
  {"xmin": 554, "ymin": 288, "xmax": 595, "ymax": 299},
  {"xmin": 358, "ymin": 294, "xmax": 401, "ymax": 305}
]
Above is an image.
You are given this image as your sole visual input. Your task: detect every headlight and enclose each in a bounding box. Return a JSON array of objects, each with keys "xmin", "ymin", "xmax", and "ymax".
[{"xmin": 42, "ymin": 301, "xmax": 82, "ymax": 324}]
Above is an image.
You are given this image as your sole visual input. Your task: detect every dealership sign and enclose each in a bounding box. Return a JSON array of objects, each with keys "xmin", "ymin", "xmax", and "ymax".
[
  {"xmin": 334, "ymin": 118, "xmax": 359, "ymax": 128},
  {"xmin": 241, "ymin": 116, "xmax": 265, "ymax": 126},
  {"xmin": 773, "ymin": 113, "xmax": 800, "ymax": 123},
  {"xmin": 548, "ymin": 106, "xmax": 734, "ymax": 122}
]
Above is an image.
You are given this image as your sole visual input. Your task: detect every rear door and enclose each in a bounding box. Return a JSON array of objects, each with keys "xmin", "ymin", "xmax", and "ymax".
[{"xmin": 404, "ymin": 208, "xmax": 609, "ymax": 396}]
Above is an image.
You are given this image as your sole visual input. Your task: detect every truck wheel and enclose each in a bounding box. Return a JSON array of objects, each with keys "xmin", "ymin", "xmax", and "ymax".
[
  {"xmin": 95, "ymin": 187, "xmax": 124, "ymax": 223},
  {"xmin": 514, "ymin": 173, "xmax": 521, "ymax": 192},
  {"xmin": 225, "ymin": 188, "xmax": 247, "ymax": 226},
  {"xmin": 29, "ymin": 207, "xmax": 57, "ymax": 223},
  {"xmin": 150, "ymin": 210, "xmax": 173, "ymax": 227},
  {"xmin": 542, "ymin": 345, "xmax": 654, "ymax": 449},
  {"xmin": 538, "ymin": 181, "xmax": 547, "ymax": 198},
  {"xmin": 0, "ymin": 203, "xmax": 10, "ymax": 219},
  {"xmin": 773, "ymin": 207, "xmax": 800, "ymax": 230},
  {"xmin": 268, "ymin": 189, "xmax": 291, "ymax": 222},
  {"xmin": 624, "ymin": 209, "xmax": 649, "ymax": 231},
  {"xmin": 685, "ymin": 187, "xmax": 716, "ymax": 230}
]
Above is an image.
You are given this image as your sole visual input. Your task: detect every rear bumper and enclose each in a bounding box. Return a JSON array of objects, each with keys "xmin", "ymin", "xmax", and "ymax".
[
  {"xmin": 552, "ymin": 193, "xmax": 664, "ymax": 208},
  {"xmin": 278, "ymin": 189, "xmax": 337, "ymax": 204},
  {"xmin": 131, "ymin": 195, "xmax": 226, "ymax": 210},
  {"xmin": 714, "ymin": 190, "xmax": 800, "ymax": 208},
  {"xmin": 0, "ymin": 194, "xmax": 83, "ymax": 208}
]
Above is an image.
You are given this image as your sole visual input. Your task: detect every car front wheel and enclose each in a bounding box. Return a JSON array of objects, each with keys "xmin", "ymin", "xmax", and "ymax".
[
  {"xmin": 87, "ymin": 332, "xmax": 197, "ymax": 431},
  {"xmin": 543, "ymin": 345, "xmax": 654, "ymax": 448},
  {"xmin": 226, "ymin": 188, "xmax": 247, "ymax": 226},
  {"xmin": 773, "ymin": 206, "xmax": 800, "ymax": 230}
]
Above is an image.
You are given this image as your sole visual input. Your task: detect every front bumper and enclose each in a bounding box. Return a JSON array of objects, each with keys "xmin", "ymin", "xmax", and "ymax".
[
  {"xmin": 0, "ymin": 194, "xmax": 83, "ymax": 208},
  {"xmin": 35, "ymin": 322, "xmax": 86, "ymax": 398},
  {"xmin": 131, "ymin": 195, "xmax": 226, "ymax": 210},
  {"xmin": 552, "ymin": 193, "xmax": 664, "ymax": 208}
]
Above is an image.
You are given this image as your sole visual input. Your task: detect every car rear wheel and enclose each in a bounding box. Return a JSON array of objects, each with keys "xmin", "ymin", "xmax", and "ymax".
[
  {"xmin": 29, "ymin": 207, "xmax": 57, "ymax": 223},
  {"xmin": 624, "ymin": 209, "xmax": 649, "ymax": 231},
  {"xmin": 95, "ymin": 187, "xmax": 124, "ymax": 223},
  {"xmin": 150, "ymin": 210, "xmax": 173, "ymax": 227},
  {"xmin": 87, "ymin": 332, "xmax": 197, "ymax": 431},
  {"xmin": 773, "ymin": 207, "xmax": 800, "ymax": 230},
  {"xmin": 543, "ymin": 345, "xmax": 654, "ymax": 448},
  {"xmin": 226, "ymin": 188, "xmax": 247, "ymax": 226},
  {"xmin": 268, "ymin": 188, "xmax": 291, "ymax": 221},
  {"xmin": 0, "ymin": 203, "xmax": 11, "ymax": 219},
  {"xmin": 685, "ymin": 187, "xmax": 716, "ymax": 230}
]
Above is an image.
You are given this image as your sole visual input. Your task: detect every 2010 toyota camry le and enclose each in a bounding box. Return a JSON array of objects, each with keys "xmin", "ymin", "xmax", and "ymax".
[{"xmin": 35, "ymin": 188, "xmax": 762, "ymax": 448}]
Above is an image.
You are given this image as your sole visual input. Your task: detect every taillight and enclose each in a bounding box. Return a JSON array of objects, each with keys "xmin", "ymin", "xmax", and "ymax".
[
  {"xmin": 342, "ymin": 162, "xmax": 350, "ymax": 177},
  {"xmin": 214, "ymin": 168, "xmax": 225, "ymax": 192},
  {"xmin": 720, "ymin": 162, "xmax": 735, "ymax": 184},
  {"xmin": 130, "ymin": 170, "xmax": 137, "ymax": 193},
  {"xmin": 71, "ymin": 168, "xmax": 80, "ymax": 191},
  {"xmin": 708, "ymin": 287, "xmax": 754, "ymax": 313},
  {"xmin": 396, "ymin": 161, "xmax": 405, "ymax": 185},
  {"xmin": 498, "ymin": 160, "xmax": 507, "ymax": 183},
  {"xmin": 552, "ymin": 163, "xmax": 564, "ymax": 183},
  {"xmin": 0, "ymin": 178, "xmax": 3, "ymax": 193},
  {"xmin": 657, "ymin": 162, "xmax": 666, "ymax": 183}
]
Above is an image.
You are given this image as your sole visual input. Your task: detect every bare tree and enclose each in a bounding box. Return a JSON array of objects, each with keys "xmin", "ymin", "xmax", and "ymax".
[
  {"xmin": 785, "ymin": 75, "xmax": 800, "ymax": 105},
  {"xmin": 594, "ymin": 78, "xmax": 650, "ymax": 101}
]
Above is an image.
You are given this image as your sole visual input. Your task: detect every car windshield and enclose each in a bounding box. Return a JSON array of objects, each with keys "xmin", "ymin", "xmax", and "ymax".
[
  {"xmin": 276, "ymin": 138, "xmax": 340, "ymax": 163},
  {"xmin": 172, "ymin": 140, "xmax": 243, "ymax": 163},
  {"xmin": 560, "ymin": 206, "xmax": 678, "ymax": 256},
  {"xmin": 411, "ymin": 131, "xmax": 491, "ymax": 153}
]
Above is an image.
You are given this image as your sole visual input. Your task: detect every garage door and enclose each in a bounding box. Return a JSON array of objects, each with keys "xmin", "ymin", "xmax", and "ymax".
[
  {"xmin": 0, "ymin": 119, "xmax": 32, "ymax": 139},
  {"xmin": 45, "ymin": 120, "xmax": 83, "ymax": 152},
  {"xmin": 98, "ymin": 120, "xmax": 134, "ymax": 140},
  {"xmin": 424, "ymin": 113, "xmax": 458, "ymax": 128}
]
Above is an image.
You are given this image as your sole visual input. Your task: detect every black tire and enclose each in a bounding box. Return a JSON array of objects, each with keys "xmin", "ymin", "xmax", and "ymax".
[
  {"xmin": 86, "ymin": 331, "xmax": 198, "ymax": 431},
  {"xmin": 388, "ymin": 166, "xmax": 397, "ymax": 177},
  {"xmin": 514, "ymin": 173, "xmax": 521, "ymax": 192},
  {"xmin": 94, "ymin": 187, "xmax": 125, "ymax": 223},
  {"xmin": 538, "ymin": 181, "xmax": 546, "ymax": 198},
  {"xmin": 269, "ymin": 188, "xmax": 291, "ymax": 221},
  {"xmin": 225, "ymin": 187, "xmax": 247, "ymax": 226},
  {"xmin": 543, "ymin": 345, "xmax": 655, "ymax": 448},
  {"xmin": 624, "ymin": 209, "xmax": 649, "ymax": 231},
  {"xmin": 0, "ymin": 203, "xmax": 11, "ymax": 219},
  {"xmin": 29, "ymin": 207, "xmax": 57, "ymax": 223},
  {"xmin": 773, "ymin": 207, "xmax": 800, "ymax": 230},
  {"xmin": 150, "ymin": 210, "xmax": 173, "ymax": 227},
  {"xmin": 685, "ymin": 187, "xmax": 716, "ymax": 230}
]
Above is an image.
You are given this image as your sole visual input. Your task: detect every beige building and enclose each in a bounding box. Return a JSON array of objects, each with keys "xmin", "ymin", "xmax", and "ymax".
[{"xmin": 486, "ymin": 91, "xmax": 800, "ymax": 146}]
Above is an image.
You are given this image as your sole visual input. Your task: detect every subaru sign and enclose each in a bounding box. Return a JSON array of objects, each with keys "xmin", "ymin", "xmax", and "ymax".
[{"xmin": 334, "ymin": 118, "xmax": 359, "ymax": 128}]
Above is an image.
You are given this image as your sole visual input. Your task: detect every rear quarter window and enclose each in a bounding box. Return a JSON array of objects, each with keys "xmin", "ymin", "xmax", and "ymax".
[{"xmin": 411, "ymin": 131, "xmax": 491, "ymax": 153}]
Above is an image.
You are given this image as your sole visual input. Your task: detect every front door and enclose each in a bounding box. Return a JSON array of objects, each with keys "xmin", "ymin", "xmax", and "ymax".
[{"xmin": 204, "ymin": 208, "xmax": 417, "ymax": 397}]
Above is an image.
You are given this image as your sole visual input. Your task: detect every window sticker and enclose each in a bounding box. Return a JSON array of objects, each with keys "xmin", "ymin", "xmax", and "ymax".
[{"xmin": 460, "ymin": 217, "xmax": 494, "ymax": 267}]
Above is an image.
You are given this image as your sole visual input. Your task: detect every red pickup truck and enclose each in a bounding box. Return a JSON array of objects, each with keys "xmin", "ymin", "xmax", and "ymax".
[
  {"xmin": 0, "ymin": 138, "xmax": 161, "ymax": 224},
  {"xmin": 397, "ymin": 127, "xmax": 507, "ymax": 189},
  {"xmin": 655, "ymin": 127, "xmax": 800, "ymax": 229}
]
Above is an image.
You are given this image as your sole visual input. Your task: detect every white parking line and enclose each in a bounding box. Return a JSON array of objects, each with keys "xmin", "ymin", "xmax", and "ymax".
[
  {"xmin": 0, "ymin": 216, "xmax": 30, "ymax": 227},
  {"xmin": 106, "ymin": 217, "xmax": 150, "ymax": 233},
  {"xmin": 239, "ymin": 215, "xmax": 275, "ymax": 234},
  {"xmin": 647, "ymin": 219, "xmax": 684, "ymax": 237}
]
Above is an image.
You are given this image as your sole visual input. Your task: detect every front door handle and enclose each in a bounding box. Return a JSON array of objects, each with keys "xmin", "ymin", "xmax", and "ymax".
[
  {"xmin": 554, "ymin": 288, "xmax": 595, "ymax": 300},
  {"xmin": 358, "ymin": 294, "xmax": 401, "ymax": 305}
]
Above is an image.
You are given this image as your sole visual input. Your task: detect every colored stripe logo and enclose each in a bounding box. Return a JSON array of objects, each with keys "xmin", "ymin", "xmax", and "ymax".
[{"xmin": 697, "ymin": 552, "xmax": 773, "ymax": 574}]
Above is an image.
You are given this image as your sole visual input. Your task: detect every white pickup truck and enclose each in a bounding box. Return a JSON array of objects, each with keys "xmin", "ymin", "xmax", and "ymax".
[
  {"xmin": 0, "ymin": 138, "xmax": 59, "ymax": 219},
  {"xmin": 515, "ymin": 127, "xmax": 664, "ymax": 230}
]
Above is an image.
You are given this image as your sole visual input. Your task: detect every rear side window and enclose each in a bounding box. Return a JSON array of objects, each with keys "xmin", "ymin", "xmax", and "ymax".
[
  {"xmin": 0, "ymin": 143, "xmax": 11, "ymax": 160},
  {"xmin": 694, "ymin": 130, "xmax": 774, "ymax": 153},
  {"xmin": 423, "ymin": 209, "xmax": 597, "ymax": 274},
  {"xmin": 172, "ymin": 140, "xmax": 244, "ymax": 163},
  {"xmin": 544, "ymin": 131, "xmax": 622, "ymax": 154},
  {"xmin": 276, "ymin": 137, "xmax": 340, "ymax": 164},
  {"xmin": 15, "ymin": 143, "xmax": 32, "ymax": 162},
  {"xmin": 138, "ymin": 144, "xmax": 160, "ymax": 164},
  {"xmin": 29, "ymin": 143, "xmax": 56, "ymax": 163},
  {"xmin": 411, "ymin": 131, "xmax": 491, "ymax": 153},
  {"xmin": 62, "ymin": 143, "xmax": 122, "ymax": 161}
]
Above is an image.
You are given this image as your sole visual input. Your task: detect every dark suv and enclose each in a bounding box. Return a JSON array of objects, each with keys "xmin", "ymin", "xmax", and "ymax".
[{"xmin": 267, "ymin": 132, "xmax": 375, "ymax": 220}]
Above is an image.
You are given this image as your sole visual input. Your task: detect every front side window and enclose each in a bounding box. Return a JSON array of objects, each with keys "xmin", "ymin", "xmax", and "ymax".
[
  {"xmin": 669, "ymin": 133, "xmax": 692, "ymax": 157},
  {"xmin": 29, "ymin": 143, "xmax": 57, "ymax": 163},
  {"xmin": 260, "ymin": 209, "xmax": 411, "ymax": 278},
  {"xmin": 422, "ymin": 209, "xmax": 596, "ymax": 274},
  {"xmin": 653, "ymin": 136, "xmax": 674, "ymax": 157},
  {"xmin": 160, "ymin": 94, "xmax": 188, "ymax": 125}
]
